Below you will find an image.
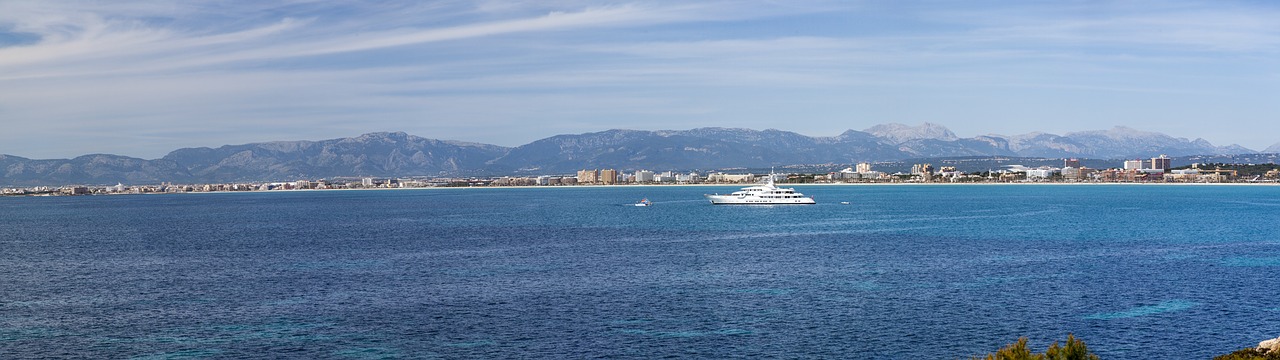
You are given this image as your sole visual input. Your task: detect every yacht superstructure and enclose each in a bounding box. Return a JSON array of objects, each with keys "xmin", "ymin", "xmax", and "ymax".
[{"xmin": 704, "ymin": 175, "xmax": 815, "ymax": 205}]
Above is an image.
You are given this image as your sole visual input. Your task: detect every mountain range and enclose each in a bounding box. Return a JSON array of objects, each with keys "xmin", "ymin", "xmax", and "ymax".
[{"xmin": 2, "ymin": 123, "xmax": 1276, "ymax": 186}]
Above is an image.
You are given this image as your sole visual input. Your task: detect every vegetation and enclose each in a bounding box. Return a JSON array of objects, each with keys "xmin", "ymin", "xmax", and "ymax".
[
  {"xmin": 1213, "ymin": 348, "xmax": 1280, "ymax": 360},
  {"xmin": 975, "ymin": 335, "xmax": 1280, "ymax": 359},
  {"xmin": 785, "ymin": 174, "xmax": 819, "ymax": 183},
  {"xmin": 973, "ymin": 335, "xmax": 1098, "ymax": 360},
  {"xmin": 1171, "ymin": 163, "xmax": 1280, "ymax": 177}
]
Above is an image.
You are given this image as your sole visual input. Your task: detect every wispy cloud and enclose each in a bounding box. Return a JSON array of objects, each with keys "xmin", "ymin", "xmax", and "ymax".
[{"xmin": 1, "ymin": 0, "xmax": 1278, "ymax": 158}]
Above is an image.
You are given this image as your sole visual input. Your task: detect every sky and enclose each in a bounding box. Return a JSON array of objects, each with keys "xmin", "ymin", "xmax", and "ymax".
[{"xmin": 1, "ymin": 0, "xmax": 1278, "ymax": 159}]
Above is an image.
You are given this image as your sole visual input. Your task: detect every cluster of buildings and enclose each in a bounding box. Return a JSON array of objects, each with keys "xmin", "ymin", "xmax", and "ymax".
[
  {"xmin": 999, "ymin": 155, "xmax": 1240, "ymax": 183},
  {"xmin": 0, "ymin": 178, "xmax": 452, "ymax": 197},
  {"xmin": 488, "ymin": 169, "xmax": 747, "ymax": 186},
  {"xmin": 6, "ymin": 156, "xmax": 1279, "ymax": 196},
  {"xmin": 862, "ymin": 155, "xmax": 1265, "ymax": 183}
]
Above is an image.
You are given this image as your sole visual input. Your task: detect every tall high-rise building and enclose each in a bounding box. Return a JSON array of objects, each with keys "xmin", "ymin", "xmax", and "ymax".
[
  {"xmin": 911, "ymin": 163, "xmax": 934, "ymax": 181},
  {"xmin": 1064, "ymin": 158, "xmax": 1081, "ymax": 168},
  {"xmin": 1151, "ymin": 155, "xmax": 1171, "ymax": 171},
  {"xmin": 1124, "ymin": 159, "xmax": 1145, "ymax": 170},
  {"xmin": 599, "ymin": 169, "xmax": 618, "ymax": 185},
  {"xmin": 577, "ymin": 169, "xmax": 599, "ymax": 184},
  {"xmin": 856, "ymin": 162, "xmax": 873, "ymax": 173}
]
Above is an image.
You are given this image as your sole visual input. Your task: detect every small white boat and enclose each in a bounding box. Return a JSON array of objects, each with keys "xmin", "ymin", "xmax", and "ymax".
[{"xmin": 634, "ymin": 198, "xmax": 652, "ymax": 207}]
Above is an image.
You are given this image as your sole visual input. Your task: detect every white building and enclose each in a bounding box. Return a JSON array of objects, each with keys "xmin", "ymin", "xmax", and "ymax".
[
  {"xmin": 674, "ymin": 172, "xmax": 698, "ymax": 183},
  {"xmin": 705, "ymin": 173, "xmax": 754, "ymax": 183},
  {"xmin": 856, "ymin": 162, "xmax": 873, "ymax": 173},
  {"xmin": 1026, "ymin": 168, "xmax": 1059, "ymax": 179},
  {"xmin": 1123, "ymin": 160, "xmax": 1145, "ymax": 170},
  {"xmin": 634, "ymin": 170, "xmax": 655, "ymax": 183}
]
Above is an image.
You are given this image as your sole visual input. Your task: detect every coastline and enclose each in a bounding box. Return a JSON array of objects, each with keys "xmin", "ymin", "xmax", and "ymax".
[{"xmin": 3, "ymin": 180, "xmax": 1278, "ymax": 198}]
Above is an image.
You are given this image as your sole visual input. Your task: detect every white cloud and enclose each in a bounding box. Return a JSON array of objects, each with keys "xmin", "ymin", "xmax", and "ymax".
[{"xmin": 0, "ymin": 0, "xmax": 1278, "ymax": 158}]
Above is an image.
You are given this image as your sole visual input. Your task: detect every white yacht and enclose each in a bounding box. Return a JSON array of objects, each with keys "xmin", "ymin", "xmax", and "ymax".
[{"xmin": 704, "ymin": 175, "xmax": 815, "ymax": 205}]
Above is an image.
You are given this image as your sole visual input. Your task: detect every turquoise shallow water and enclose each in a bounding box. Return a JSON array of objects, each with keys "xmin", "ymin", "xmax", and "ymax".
[{"xmin": 2, "ymin": 184, "xmax": 1279, "ymax": 358}]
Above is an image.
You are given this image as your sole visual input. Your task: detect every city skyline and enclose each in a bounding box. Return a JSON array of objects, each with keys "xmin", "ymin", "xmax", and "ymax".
[{"xmin": 2, "ymin": 0, "xmax": 1278, "ymax": 159}]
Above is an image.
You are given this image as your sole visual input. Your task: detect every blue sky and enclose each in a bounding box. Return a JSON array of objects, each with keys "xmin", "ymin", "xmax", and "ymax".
[{"xmin": 1, "ymin": 0, "xmax": 1277, "ymax": 159}]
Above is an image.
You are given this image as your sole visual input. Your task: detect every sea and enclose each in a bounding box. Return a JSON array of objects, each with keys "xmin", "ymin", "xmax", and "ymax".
[{"xmin": 2, "ymin": 184, "xmax": 1279, "ymax": 359}]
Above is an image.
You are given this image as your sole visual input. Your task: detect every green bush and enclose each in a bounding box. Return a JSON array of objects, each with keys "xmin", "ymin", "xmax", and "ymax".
[{"xmin": 975, "ymin": 334, "xmax": 1099, "ymax": 360}]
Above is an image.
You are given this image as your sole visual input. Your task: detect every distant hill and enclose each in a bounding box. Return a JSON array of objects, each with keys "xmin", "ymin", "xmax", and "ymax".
[
  {"xmin": 0, "ymin": 125, "xmax": 1272, "ymax": 186},
  {"xmin": 0, "ymin": 154, "xmax": 192, "ymax": 186},
  {"xmin": 1055, "ymin": 126, "xmax": 1239, "ymax": 159},
  {"xmin": 485, "ymin": 128, "xmax": 906, "ymax": 174},
  {"xmin": 161, "ymin": 132, "xmax": 509, "ymax": 183}
]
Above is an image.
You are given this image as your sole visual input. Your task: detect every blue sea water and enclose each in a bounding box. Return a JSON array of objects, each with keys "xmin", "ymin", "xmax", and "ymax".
[{"xmin": 2, "ymin": 184, "xmax": 1280, "ymax": 359}]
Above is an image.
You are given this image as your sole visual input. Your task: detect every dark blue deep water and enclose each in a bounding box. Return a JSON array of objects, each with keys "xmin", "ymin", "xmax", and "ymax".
[{"xmin": 3, "ymin": 185, "xmax": 1280, "ymax": 359}]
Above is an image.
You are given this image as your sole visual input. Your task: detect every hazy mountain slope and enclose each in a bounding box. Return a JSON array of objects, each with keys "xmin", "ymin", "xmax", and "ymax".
[
  {"xmin": 1063, "ymin": 126, "xmax": 1222, "ymax": 158},
  {"xmin": 163, "ymin": 132, "xmax": 510, "ymax": 182},
  {"xmin": 895, "ymin": 138, "xmax": 1016, "ymax": 158},
  {"xmin": 2, "ymin": 124, "xmax": 1270, "ymax": 186},
  {"xmin": 486, "ymin": 128, "xmax": 915, "ymax": 173},
  {"xmin": 864, "ymin": 123, "xmax": 958, "ymax": 144},
  {"xmin": 0, "ymin": 154, "xmax": 192, "ymax": 186}
]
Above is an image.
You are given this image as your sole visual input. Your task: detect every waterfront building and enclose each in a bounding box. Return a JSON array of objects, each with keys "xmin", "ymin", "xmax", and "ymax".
[
  {"xmin": 1062, "ymin": 167, "xmax": 1095, "ymax": 181},
  {"xmin": 677, "ymin": 172, "xmax": 700, "ymax": 184},
  {"xmin": 705, "ymin": 173, "xmax": 754, "ymax": 183},
  {"xmin": 832, "ymin": 168, "xmax": 857, "ymax": 180},
  {"xmin": 911, "ymin": 163, "xmax": 934, "ymax": 181},
  {"xmin": 1168, "ymin": 169, "xmax": 1200, "ymax": 182},
  {"xmin": 1151, "ymin": 155, "xmax": 1171, "ymax": 171},
  {"xmin": 1061, "ymin": 167, "xmax": 1080, "ymax": 181},
  {"xmin": 577, "ymin": 169, "xmax": 599, "ymax": 184},
  {"xmin": 1026, "ymin": 168, "xmax": 1058, "ymax": 179},
  {"xmin": 600, "ymin": 169, "xmax": 619, "ymax": 185},
  {"xmin": 634, "ymin": 170, "xmax": 655, "ymax": 183},
  {"xmin": 938, "ymin": 168, "xmax": 964, "ymax": 180},
  {"xmin": 1064, "ymin": 158, "xmax": 1081, "ymax": 168},
  {"xmin": 856, "ymin": 162, "xmax": 873, "ymax": 173},
  {"xmin": 1124, "ymin": 159, "xmax": 1145, "ymax": 170}
]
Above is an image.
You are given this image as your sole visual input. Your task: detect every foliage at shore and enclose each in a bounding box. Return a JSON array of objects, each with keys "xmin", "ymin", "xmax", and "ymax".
[
  {"xmin": 975, "ymin": 335, "xmax": 1280, "ymax": 359},
  {"xmin": 973, "ymin": 335, "xmax": 1098, "ymax": 360},
  {"xmin": 1213, "ymin": 348, "xmax": 1280, "ymax": 360}
]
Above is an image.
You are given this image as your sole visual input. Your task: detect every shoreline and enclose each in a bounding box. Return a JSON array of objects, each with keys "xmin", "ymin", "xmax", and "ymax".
[{"xmin": 3, "ymin": 180, "xmax": 1278, "ymax": 198}]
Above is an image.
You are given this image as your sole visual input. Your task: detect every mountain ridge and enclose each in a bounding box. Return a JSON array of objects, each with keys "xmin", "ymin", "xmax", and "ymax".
[{"xmin": 1, "ymin": 125, "xmax": 1272, "ymax": 186}]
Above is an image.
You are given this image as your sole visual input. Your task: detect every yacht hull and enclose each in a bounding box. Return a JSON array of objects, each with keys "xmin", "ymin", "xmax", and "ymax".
[{"xmin": 704, "ymin": 194, "xmax": 816, "ymax": 205}]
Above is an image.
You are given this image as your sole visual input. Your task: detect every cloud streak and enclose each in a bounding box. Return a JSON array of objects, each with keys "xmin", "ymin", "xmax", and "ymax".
[{"xmin": 1, "ymin": 0, "xmax": 1278, "ymax": 159}]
